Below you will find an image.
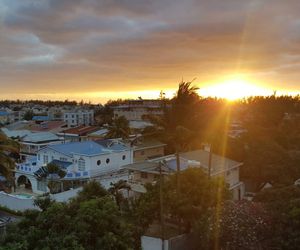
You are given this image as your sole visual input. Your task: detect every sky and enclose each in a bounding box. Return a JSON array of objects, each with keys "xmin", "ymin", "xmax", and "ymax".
[{"xmin": 0, "ymin": 0, "xmax": 299, "ymax": 103}]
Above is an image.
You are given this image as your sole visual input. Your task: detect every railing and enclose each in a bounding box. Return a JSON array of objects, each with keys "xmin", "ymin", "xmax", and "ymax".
[{"xmin": 16, "ymin": 163, "xmax": 40, "ymax": 174}]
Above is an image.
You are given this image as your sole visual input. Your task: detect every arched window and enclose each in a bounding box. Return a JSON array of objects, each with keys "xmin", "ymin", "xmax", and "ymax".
[
  {"xmin": 106, "ymin": 158, "xmax": 110, "ymax": 164},
  {"xmin": 97, "ymin": 160, "xmax": 101, "ymax": 166},
  {"xmin": 78, "ymin": 158, "xmax": 85, "ymax": 171},
  {"xmin": 122, "ymin": 155, "xmax": 126, "ymax": 160}
]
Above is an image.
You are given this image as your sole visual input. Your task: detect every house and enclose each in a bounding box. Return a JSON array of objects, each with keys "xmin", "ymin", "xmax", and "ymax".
[
  {"xmin": 0, "ymin": 110, "xmax": 13, "ymax": 125},
  {"xmin": 87, "ymin": 128, "xmax": 109, "ymax": 140},
  {"xmin": 29, "ymin": 121, "xmax": 67, "ymax": 133},
  {"xmin": 32, "ymin": 116, "xmax": 51, "ymax": 123},
  {"xmin": 111, "ymin": 99, "xmax": 164, "ymax": 121},
  {"xmin": 1, "ymin": 128, "xmax": 63, "ymax": 161},
  {"xmin": 15, "ymin": 140, "xmax": 133, "ymax": 194},
  {"xmin": 63, "ymin": 110, "xmax": 94, "ymax": 127},
  {"xmin": 132, "ymin": 138, "xmax": 166, "ymax": 162},
  {"xmin": 57, "ymin": 125, "xmax": 100, "ymax": 142},
  {"xmin": 19, "ymin": 132, "xmax": 63, "ymax": 160},
  {"xmin": 124, "ymin": 149, "xmax": 244, "ymax": 200}
]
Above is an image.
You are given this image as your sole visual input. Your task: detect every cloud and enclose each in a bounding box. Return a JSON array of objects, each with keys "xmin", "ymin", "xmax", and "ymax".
[{"xmin": 0, "ymin": 0, "xmax": 299, "ymax": 100}]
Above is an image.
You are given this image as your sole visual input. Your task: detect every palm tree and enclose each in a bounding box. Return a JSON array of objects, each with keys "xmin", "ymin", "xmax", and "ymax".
[
  {"xmin": 106, "ymin": 116, "xmax": 131, "ymax": 139},
  {"xmin": 143, "ymin": 80, "xmax": 200, "ymax": 153},
  {"xmin": 109, "ymin": 180, "xmax": 131, "ymax": 210},
  {"xmin": 0, "ymin": 131, "xmax": 19, "ymax": 181}
]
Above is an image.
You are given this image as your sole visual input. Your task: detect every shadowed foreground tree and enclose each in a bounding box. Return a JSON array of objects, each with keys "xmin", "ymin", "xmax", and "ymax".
[
  {"xmin": 0, "ymin": 181, "xmax": 135, "ymax": 250},
  {"xmin": 0, "ymin": 132, "xmax": 19, "ymax": 181}
]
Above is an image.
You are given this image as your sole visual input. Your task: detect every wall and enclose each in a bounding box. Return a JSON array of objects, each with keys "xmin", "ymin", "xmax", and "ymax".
[
  {"xmin": 0, "ymin": 187, "xmax": 83, "ymax": 212},
  {"xmin": 0, "ymin": 192, "xmax": 36, "ymax": 211},
  {"xmin": 134, "ymin": 147, "xmax": 164, "ymax": 162},
  {"xmin": 141, "ymin": 236, "xmax": 168, "ymax": 250}
]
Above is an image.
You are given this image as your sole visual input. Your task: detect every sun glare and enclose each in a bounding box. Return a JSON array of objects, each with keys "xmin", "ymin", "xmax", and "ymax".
[{"xmin": 201, "ymin": 77, "xmax": 270, "ymax": 100}]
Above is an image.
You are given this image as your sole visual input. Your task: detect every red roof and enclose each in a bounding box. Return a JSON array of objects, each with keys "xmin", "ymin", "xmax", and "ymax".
[
  {"xmin": 60, "ymin": 125, "xmax": 100, "ymax": 136},
  {"xmin": 29, "ymin": 121, "xmax": 67, "ymax": 132}
]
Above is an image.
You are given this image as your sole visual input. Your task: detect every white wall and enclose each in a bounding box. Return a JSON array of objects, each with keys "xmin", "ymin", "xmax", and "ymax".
[
  {"xmin": 0, "ymin": 192, "xmax": 36, "ymax": 211},
  {"xmin": 0, "ymin": 187, "xmax": 83, "ymax": 212},
  {"xmin": 141, "ymin": 236, "xmax": 169, "ymax": 250}
]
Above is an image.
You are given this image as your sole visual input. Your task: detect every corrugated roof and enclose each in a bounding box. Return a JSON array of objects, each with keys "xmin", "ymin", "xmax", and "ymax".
[
  {"xmin": 23, "ymin": 132, "xmax": 60, "ymax": 143},
  {"xmin": 180, "ymin": 150, "xmax": 242, "ymax": 174},
  {"xmin": 60, "ymin": 125, "xmax": 100, "ymax": 136}
]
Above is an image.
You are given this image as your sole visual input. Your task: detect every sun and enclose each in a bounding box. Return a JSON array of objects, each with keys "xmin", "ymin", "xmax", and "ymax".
[{"xmin": 201, "ymin": 76, "xmax": 268, "ymax": 100}]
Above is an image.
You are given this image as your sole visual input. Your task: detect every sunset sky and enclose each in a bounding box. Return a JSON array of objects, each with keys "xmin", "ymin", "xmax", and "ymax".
[{"xmin": 0, "ymin": 0, "xmax": 299, "ymax": 103}]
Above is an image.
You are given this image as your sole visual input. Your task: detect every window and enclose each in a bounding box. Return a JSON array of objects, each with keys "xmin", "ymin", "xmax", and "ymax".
[
  {"xmin": 78, "ymin": 158, "xmax": 85, "ymax": 171},
  {"xmin": 60, "ymin": 157, "xmax": 67, "ymax": 162},
  {"xmin": 43, "ymin": 155, "xmax": 48, "ymax": 164},
  {"xmin": 122, "ymin": 155, "xmax": 126, "ymax": 160},
  {"xmin": 140, "ymin": 150, "xmax": 145, "ymax": 156},
  {"xmin": 37, "ymin": 154, "xmax": 40, "ymax": 161},
  {"xmin": 106, "ymin": 158, "xmax": 110, "ymax": 164},
  {"xmin": 97, "ymin": 160, "xmax": 101, "ymax": 166}
]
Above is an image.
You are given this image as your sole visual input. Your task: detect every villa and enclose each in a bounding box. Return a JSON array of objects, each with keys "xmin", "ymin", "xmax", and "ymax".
[{"xmin": 15, "ymin": 139, "xmax": 133, "ymax": 194}]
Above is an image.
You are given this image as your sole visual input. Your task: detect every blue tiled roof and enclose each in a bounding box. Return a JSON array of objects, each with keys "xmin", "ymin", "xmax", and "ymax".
[
  {"xmin": 47, "ymin": 141, "xmax": 126, "ymax": 157},
  {"xmin": 0, "ymin": 111, "xmax": 9, "ymax": 116},
  {"xmin": 32, "ymin": 116, "xmax": 50, "ymax": 121}
]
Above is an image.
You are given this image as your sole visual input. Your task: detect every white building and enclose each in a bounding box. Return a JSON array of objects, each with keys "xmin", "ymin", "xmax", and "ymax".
[
  {"xmin": 111, "ymin": 99, "xmax": 164, "ymax": 121},
  {"xmin": 63, "ymin": 110, "xmax": 94, "ymax": 127},
  {"xmin": 15, "ymin": 140, "xmax": 133, "ymax": 194}
]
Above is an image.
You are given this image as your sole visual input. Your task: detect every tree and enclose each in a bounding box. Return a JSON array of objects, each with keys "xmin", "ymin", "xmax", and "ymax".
[
  {"xmin": 108, "ymin": 180, "xmax": 131, "ymax": 210},
  {"xmin": 254, "ymin": 186, "xmax": 300, "ymax": 249},
  {"xmin": 23, "ymin": 110, "xmax": 34, "ymax": 121},
  {"xmin": 106, "ymin": 116, "xmax": 130, "ymax": 139},
  {"xmin": 194, "ymin": 201, "xmax": 271, "ymax": 250},
  {"xmin": 0, "ymin": 132, "xmax": 19, "ymax": 181},
  {"xmin": 0, "ymin": 182, "xmax": 135, "ymax": 250},
  {"xmin": 144, "ymin": 81, "xmax": 201, "ymax": 153}
]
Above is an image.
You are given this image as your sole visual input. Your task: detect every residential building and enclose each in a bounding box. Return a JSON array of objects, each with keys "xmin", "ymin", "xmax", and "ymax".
[
  {"xmin": 1, "ymin": 128, "xmax": 63, "ymax": 161},
  {"xmin": 0, "ymin": 110, "xmax": 13, "ymax": 125},
  {"xmin": 57, "ymin": 125, "xmax": 100, "ymax": 142},
  {"xmin": 132, "ymin": 138, "xmax": 166, "ymax": 162},
  {"xmin": 124, "ymin": 149, "xmax": 244, "ymax": 200},
  {"xmin": 15, "ymin": 139, "xmax": 133, "ymax": 194},
  {"xmin": 63, "ymin": 110, "xmax": 94, "ymax": 127},
  {"xmin": 111, "ymin": 99, "xmax": 165, "ymax": 121}
]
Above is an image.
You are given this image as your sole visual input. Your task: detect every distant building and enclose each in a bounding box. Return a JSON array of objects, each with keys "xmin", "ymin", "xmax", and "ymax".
[
  {"xmin": 0, "ymin": 110, "xmax": 13, "ymax": 125},
  {"xmin": 111, "ymin": 99, "xmax": 165, "ymax": 121},
  {"xmin": 57, "ymin": 125, "xmax": 100, "ymax": 142},
  {"xmin": 63, "ymin": 110, "xmax": 94, "ymax": 127}
]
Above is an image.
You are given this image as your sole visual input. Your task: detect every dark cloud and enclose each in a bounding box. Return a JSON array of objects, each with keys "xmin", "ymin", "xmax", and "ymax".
[{"xmin": 0, "ymin": 0, "xmax": 299, "ymax": 100}]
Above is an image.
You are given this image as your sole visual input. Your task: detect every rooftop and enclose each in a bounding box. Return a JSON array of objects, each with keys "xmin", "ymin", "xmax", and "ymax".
[
  {"xmin": 124, "ymin": 149, "xmax": 242, "ymax": 175},
  {"xmin": 60, "ymin": 125, "xmax": 100, "ymax": 136},
  {"xmin": 45, "ymin": 140, "xmax": 130, "ymax": 157},
  {"xmin": 22, "ymin": 132, "xmax": 61, "ymax": 143},
  {"xmin": 29, "ymin": 121, "xmax": 67, "ymax": 132}
]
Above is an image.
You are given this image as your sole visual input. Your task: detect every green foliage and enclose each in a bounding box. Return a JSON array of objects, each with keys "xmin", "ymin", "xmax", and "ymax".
[
  {"xmin": 254, "ymin": 185, "xmax": 300, "ymax": 249},
  {"xmin": 0, "ymin": 182, "xmax": 134, "ymax": 250},
  {"xmin": 0, "ymin": 132, "xmax": 19, "ymax": 181},
  {"xmin": 106, "ymin": 116, "xmax": 131, "ymax": 139},
  {"xmin": 23, "ymin": 110, "xmax": 34, "ymax": 121},
  {"xmin": 0, "ymin": 205, "xmax": 23, "ymax": 216}
]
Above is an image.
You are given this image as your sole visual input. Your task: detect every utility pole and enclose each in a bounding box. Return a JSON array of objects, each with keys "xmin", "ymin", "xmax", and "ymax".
[
  {"xmin": 175, "ymin": 149, "xmax": 180, "ymax": 192},
  {"xmin": 159, "ymin": 161, "xmax": 165, "ymax": 250},
  {"xmin": 208, "ymin": 143, "xmax": 212, "ymax": 179}
]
